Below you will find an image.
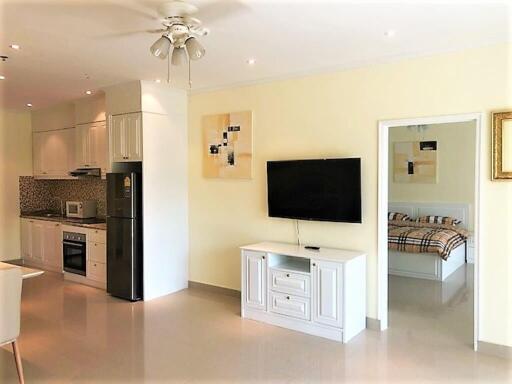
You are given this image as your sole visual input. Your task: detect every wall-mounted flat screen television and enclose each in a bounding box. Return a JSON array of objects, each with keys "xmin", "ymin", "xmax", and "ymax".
[{"xmin": 267, "ymin": 158, "xmax": 362, "ymax": 223}]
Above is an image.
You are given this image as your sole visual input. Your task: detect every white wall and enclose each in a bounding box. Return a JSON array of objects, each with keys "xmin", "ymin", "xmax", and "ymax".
[
  {"xmin": 389, "ymin": 121, "xmax": 476, "ymax": 229},
  {"xmin": 0, "ymin": 110, "xmax": 32, "ymax": 261},
  {"xmin": 141, "ymin": 83, "xmax": 189, "ymax": 301},
  {"xmin": 188, "ymin": 43, "xmax": 512, "ymax": 347}
]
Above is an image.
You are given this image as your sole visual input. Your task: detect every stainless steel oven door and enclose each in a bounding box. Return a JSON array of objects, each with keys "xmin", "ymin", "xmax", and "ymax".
[{"xmin": 63, "ymin": 240, "xmax": 86, "ymax": 276}]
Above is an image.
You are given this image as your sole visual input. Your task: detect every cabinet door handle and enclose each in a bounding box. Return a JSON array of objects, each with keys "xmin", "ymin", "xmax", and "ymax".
[
  {"xmin": 312, "ymin": 263, "xmax": 316, "ymax": 267},
  {"xmin": 262, "ymin": 256, "xmax": 265, "ymax": 260},
  {"xmin": 286, "ymin": 296, "xmax": 290, "ymax": 300},
  {"xmin": 286, "ymin": 273, "xmax": 290, "ymax": 277}
]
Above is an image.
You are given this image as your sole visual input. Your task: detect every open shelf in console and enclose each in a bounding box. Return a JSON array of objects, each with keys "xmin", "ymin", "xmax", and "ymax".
[{"xmin": 267, "ymin": 253, "xmax": 310, "ymax": 274}]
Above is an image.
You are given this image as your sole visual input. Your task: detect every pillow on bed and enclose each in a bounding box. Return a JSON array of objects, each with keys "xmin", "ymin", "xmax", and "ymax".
[
  {"xmin": 388, "ymin": 212, "xmax": 411, "ymax": 221},
  {"xmin": 416, "ymin": 215, "xmax": 462, "ymax": 226}
]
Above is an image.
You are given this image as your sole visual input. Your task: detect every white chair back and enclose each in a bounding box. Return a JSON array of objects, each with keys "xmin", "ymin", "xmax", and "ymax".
[{"xmin": 0, "ymin": 266, "xmax": 22, "ymax": 345}]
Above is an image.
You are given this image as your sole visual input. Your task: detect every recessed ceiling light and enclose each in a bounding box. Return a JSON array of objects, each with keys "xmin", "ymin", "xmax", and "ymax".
[
  {"xmin": 155, "ymin": 79, "xmax": 161, "ymax": 83},
  {"xmin": 246, "ymin": 58, "xmax": 256, "ymax": 65},
  {"xmin": 9, "ymin": 44, "xmax": 20, "ymax": 50},
  {"xmin": 384, "ymin": 30, "xmax": 396, "ymax": 37},
  {"xmin": 26, "ymin": 103, "xmax": 33, "ymax": 107},
  {"xmin": 0, "ymin": 75, "xmax": 5, "ymax": 80},
  {"xmin": 85, "ymin": 90, "xmax": 93, "ymax": 95}
]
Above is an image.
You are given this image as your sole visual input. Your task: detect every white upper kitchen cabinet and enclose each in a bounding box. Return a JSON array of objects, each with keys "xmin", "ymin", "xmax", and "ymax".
[
  {"xmin": 109, "ymin": 113, "xmax": 142, "ymax": 162},
  {"xmin": 32, "ymin": 102, "xmax": 75, "ymax": 132},
  {"xmin": 75, "ymin": 93, "xmax": 106, "ymax": 125},
  {"xmin": 75, "ymin": 121, "xmax": 108, "ymax": 171},
  {"xmin": 33, "ymin": 128, "xmax": 76, "ymax": 179}
]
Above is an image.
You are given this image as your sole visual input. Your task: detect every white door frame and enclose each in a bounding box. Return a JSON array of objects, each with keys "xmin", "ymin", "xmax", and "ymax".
[{"xmin": 377, "ymin": 113, "xmax": 482, "ymax": 351}]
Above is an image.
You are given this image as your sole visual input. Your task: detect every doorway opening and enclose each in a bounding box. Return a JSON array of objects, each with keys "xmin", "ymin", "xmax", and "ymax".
[{"xmin": 377, "ymin": 113, "xmax": 482, "ymax": 350}]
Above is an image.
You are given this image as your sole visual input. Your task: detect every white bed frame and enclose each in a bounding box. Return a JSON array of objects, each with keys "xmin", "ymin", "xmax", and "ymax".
[{"xmin": 388, "ymin": 202, "xmax": 469, "ymax": 282}]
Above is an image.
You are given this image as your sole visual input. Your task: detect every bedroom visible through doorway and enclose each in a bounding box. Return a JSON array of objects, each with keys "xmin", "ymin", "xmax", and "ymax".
[{"xmin": 377, "ymin": 114, "xmax": 481, "ymax": 351}]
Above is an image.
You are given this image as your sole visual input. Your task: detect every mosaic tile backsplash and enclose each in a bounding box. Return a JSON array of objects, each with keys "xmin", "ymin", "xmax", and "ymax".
[{"xmin": 20, "ymin": 176, "xmax": 107, "ymax": 218}]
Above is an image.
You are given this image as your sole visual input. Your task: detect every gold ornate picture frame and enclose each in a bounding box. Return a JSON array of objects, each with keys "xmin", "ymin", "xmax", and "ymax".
[{"xmin": 492, "ymin": 111, "xmax": 512, "ymax": 180}]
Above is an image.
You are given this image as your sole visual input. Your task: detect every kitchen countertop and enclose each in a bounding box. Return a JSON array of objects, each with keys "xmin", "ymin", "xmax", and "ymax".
[{"xmin": 20, "ymin": 213, "xmax": 107, "ymax": 231}]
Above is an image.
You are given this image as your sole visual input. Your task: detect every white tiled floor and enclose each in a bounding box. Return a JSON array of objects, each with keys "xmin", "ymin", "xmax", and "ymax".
[{"xmin": 0, "ymin": 264, "xmax": 510, "ymax": 383}]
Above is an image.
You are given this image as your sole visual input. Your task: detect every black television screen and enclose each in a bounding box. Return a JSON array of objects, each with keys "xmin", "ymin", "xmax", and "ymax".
[{"xmin": 267, "ymin": 158, "xmax": 362, "ymax": 223}]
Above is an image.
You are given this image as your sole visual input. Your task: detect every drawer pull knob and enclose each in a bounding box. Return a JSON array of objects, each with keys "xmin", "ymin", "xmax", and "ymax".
[
  {"xmin": 262, "ymin": 256, "xmax": 265, "ymax": 260},
  {"xmin": 312, "ymin": 263, "xmax": 316, "ymax": 267},
  {"xmin": 286, "ymin": 296, "xmax": 290, "ymax": 300},
  {"xmin": 286, "ymin": 273, "xmax": 290, "ymax": 277}
]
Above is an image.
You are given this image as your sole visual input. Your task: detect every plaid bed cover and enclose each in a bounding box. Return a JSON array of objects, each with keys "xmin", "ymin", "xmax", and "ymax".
[{"xmin": 388, "ymin": 220, "xmax": 469, "ymax": 260}]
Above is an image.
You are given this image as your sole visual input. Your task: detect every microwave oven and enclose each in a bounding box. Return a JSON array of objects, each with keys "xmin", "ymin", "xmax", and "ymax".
[{"xmin": 66, "ymin": 200, "xmax": 97, "ymax": 218}]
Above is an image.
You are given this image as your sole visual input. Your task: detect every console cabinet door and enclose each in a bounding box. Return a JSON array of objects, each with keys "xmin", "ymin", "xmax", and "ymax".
[
  {"xmin": 243, "ymin": 251, "xmax": 266, "ymax": 310},
  {"xmin": 312, "ymin": 260, "xmax": 343, "ymax": 328}
]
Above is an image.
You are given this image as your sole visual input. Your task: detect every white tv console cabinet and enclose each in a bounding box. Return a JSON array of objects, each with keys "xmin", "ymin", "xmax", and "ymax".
[{"xmin": 240, "ymin": 242, "xmax": 366, "ymax": 343}]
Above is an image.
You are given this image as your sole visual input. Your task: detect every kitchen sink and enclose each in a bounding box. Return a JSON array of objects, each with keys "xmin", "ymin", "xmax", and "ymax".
[{"xmin": 42, "ymin": 213, "xmax": 63, "ymax": 218}]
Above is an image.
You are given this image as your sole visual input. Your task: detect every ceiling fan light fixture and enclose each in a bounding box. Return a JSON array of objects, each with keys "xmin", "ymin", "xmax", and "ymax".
[
  {"xmin": 185, "ymin": 37, "xmax": 205, "ymax": 60},
  {"xmin": 150, "ymin": 35, "xmax": 172, "ymax": 59},
  {"xmin": 171, "ymin": 46, "xmax": 188, "ymax": 66}
]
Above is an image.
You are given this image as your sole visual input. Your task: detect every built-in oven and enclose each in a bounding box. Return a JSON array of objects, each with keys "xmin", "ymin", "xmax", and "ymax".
[{"xmin": 63, "ymin": 231, "xmax": 86, "ymax": 276}]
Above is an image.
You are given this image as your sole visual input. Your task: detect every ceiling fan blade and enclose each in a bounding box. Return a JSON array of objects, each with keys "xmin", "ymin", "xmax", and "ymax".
[
  {"xmin": 104, "ymin": 0, "xmax": 160, "ymax": 20},
  {"xmin": 96, "ymin": 29, "xmax": 167, "ymax": 39},
  {"xmin": 195, "ymin": 0, "xmax": 250, "ymax": 24}
]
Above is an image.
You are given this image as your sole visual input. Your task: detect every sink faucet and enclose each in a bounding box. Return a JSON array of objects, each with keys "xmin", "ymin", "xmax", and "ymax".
[{"xmin": 55, "ymin": 198, "xmax": 65, "ymax": 216}]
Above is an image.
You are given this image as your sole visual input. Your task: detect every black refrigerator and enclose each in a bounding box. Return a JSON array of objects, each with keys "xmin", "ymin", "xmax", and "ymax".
[{"xmin": 107, "ymin": 162, "xmax": 143, "ymax": 301}]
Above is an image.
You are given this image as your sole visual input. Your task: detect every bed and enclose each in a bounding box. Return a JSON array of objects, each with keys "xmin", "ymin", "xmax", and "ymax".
[{"xmin": 388, "ymin": 202, "xmax": 469, "ymax": 282}]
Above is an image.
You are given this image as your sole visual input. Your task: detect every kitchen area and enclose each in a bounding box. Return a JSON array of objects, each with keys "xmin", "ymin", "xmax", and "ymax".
[{"xmin": 16, "ymin": 81, "xmax": 188, "ymax": 302}]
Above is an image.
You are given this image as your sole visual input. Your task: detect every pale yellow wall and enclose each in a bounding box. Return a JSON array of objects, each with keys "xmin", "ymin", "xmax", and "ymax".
[
  {"xmin": 189, "ymin": 43, "xmax": 512, "ymax": 347},
  {"xmin": 0, "ymin": 110, "xmax": 32, "ymax": 261},
  {"xmin": 389, "ymin": 122, "xmax": 476, "ymax": 229}
]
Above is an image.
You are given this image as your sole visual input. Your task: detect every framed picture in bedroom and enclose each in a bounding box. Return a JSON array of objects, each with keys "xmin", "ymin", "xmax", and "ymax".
[
  {"xmin": 492, "ymin": 111, "xmax": 512, "ymax": 180},
  {"xmin": 202, "ymin": 111, "xmax": 253, "ymax": 179},
  {"xmin": 393, "ymin": 140, "xmax": 438, "ymax": 183}
]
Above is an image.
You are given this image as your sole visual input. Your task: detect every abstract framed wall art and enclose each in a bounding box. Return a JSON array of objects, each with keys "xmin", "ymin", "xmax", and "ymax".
[
  {"xmin": 202, "ymin": 111, "xmax": 253, "ymax": 179},
  {"xmin": 393, "ymin": 140, "xmax": 438, "ymax": 183}
]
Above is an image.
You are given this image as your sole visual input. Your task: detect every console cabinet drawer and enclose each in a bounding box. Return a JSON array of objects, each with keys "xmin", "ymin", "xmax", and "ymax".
[
  {"xmin": 269, "ymin": 292, "xmax": 310, "ymax": 320},
  {"xmin": 270, "ymin": 268, "xmax": 310, "ymax": 297},
  {"xmin": 87, "ymin": 261, "xmax": 106, "ymax": 283}
]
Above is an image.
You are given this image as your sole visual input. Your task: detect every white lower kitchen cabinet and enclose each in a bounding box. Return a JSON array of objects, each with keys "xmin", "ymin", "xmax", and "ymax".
[
  {"xmin": 61, "ymin": 224, "xmax": 107, "ymax": 289},
  {"xmin": 241, "ymin": 242, "xmax": 366, "ymax": 343},
  {"xmin": 20, "ymin": 218, "xmax": 62, "ymax": 272},
  {"xmin": 20, "ymin": 219, "xmax": 107, "ymax": 288}
]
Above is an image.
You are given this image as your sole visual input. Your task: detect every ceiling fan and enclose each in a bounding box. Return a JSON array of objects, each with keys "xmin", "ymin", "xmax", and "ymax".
[
  {"xmin": 106, "ymin": 0, "xmax": 248, "ymax": 86},
  {"xmin": 149, "ymin": 1, "xmax": 209, "ymax": 65}
]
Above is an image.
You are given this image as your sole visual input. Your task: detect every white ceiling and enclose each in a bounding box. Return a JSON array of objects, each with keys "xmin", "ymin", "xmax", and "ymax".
[{"xmin": 1, "ymin": 0, "xmax": 510, "ymax": 110}]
